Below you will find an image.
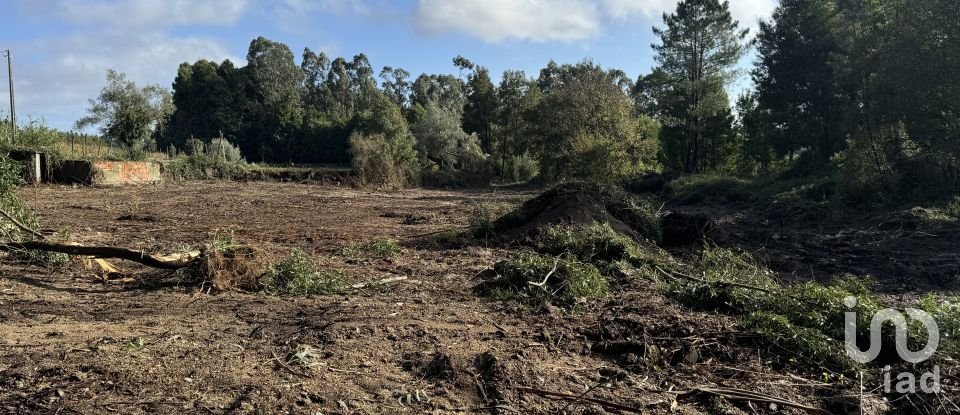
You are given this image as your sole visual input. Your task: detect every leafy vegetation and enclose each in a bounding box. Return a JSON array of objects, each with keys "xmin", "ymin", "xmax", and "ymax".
[
  {"xmin": 0, "ymin": 156, "xmax": 69, "ymax": 266},
  {"xmin": 477, "ymin": 251, "xmax": 607, "ymax": 310},
  {"xmin": 535, "ymin": 222, "xmax": 655, "ymax": 266},
  {"xmin": 660, "ymin": 247, "xmax": 956, "ymax": 376},
  {"xmin": 259, "ymin": 250, "xmax": 347, "ymax": 296},
  {"xmin": 345, "ymin": 238, "xmax": 403, "ymax": 259}
]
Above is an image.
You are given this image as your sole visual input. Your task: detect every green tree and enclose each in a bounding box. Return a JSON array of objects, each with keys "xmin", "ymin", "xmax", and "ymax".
[
  {"xmin": 76, "ymin": 70, "xmax": 173, "ymax": 154},
  {"xmin": 494, "ymin": 70, "xmax": 541, "ymax": 179},
  {"xmin": 533, "ymin": 61, "xmax": 658, "ymax": 182},
  {"xmin": 242, "ymin": 37, "xmax": 303, "ymax": 161},
  {"xmin": 246, "ymin": 37, "xmax": 302, "ymax": 115},
  {"xmin": 410, "ymin": 74, "xmax": 466, "ymax": 117},
  {"xmin": 163, "ymin": 59, "xmax": 241, "ymax": 150},
  {"xmin": 379, "ymin": 66, "xmax": 411, "ymax": 109},
  {"xmin": 351, "ymin": 92, "xmax": 419, "ymax": 187},
  {"xmin": 411, "ymin": 101, "xmax": 483, "ymax": 170},
  {"xmin": 651, "ymin": 0, "xmax": 749, "ymax": 173},
  {"xmin": 752, "ymin": 0, "xmax": 850, "ymax": 163},
  {"xmin": 301, "ymin": 48, "xmax": 331, "ymax": 113},
  {"xmin": 463, "ymin": 65, "xmax": 498, "ymax": 154}
]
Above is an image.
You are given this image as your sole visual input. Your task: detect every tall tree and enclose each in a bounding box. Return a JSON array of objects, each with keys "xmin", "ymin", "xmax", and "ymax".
[
  {"xmin": 752, "ymin": 0, "xmax": 850, "ymax": 163},
  {"xmin": 410, "ymin": 74, "xmax": 466, "ymax": 117},
  {"xmin": 651, "ymin": 0, "xmax": 748, "ymax": 173},
  {"xmin": 242, "ymin": 37, "xmax": 303, "ymax": 160},
  {"xmin": 462, "ymin": 65, "xmax": 498, "ymax": 154},
  {"xmin": 325, "ymin": 57, "xmax": 354, "ymax": 121},
  {"xmin": 379, "ymin": 66, "xmax": 411, "ymax": 109},
  {"xmin": 76, "ymin": 70, "xmax": 173, "ymax": 154},
  {"xmin": 494, "ymin": 70, "xmax": 540, "ymax": 176},
  {"xmin": 412, "ymin": 101, "xmax": 482, "ymax": 170},
  {"xmin": 301, "ymin": 48, "xmax": 331, "ymax": 113},
  {"xmin": 349, "ymin": 54, "xmax": 378, "ymax": 113},
  {"xmin": 245, "ymin": 37, "xmax": 302, "ymax": 115}
]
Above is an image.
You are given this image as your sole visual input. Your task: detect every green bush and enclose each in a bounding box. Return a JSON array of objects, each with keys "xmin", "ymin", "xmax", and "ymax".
[
  {"xmin": 206, "ymin": 137, "xmax": 244, "ymax": 163},
  {"xmin": 0, "ymin": 156, "xmax": 69, "ymax": 266},
  {"xmin": 166, "ymin": 153, "xmax": 249, "ymax": 180},
  {"xmin": 259, "ymin": 250, "xmax": 346, "ymax": 295},
  {"xmin": 345, "ymin": 238, "xmax": 402, "ymax": 259},
  {"xmin": 502, "ymin": 153, "xmax": 540, "ymax": 183},
  {"xmin": 832, "ymin": 124, "xmax": 960, "ymax": 204},
  {"xmin": 349, "ymin": 132, "xmax": 419, "ymax": 190},
  {"xmin": 477, "ymin": 251, "xmax": 607, "ymax": 309},
  {"xmin": 469, "ymin": 203, "xmax": 514, "ymax": 239}
]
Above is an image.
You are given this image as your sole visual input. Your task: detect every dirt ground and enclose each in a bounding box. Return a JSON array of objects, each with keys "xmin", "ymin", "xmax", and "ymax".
[{"xmin": 0, "ymin": 181, "xmax": 939, "ymax": 414}]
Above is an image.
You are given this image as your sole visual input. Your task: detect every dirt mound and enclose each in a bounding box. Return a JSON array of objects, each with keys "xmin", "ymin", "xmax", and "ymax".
[{"xmin": 492, "ymin": 182, "xmax": 661, "ymax": 243}]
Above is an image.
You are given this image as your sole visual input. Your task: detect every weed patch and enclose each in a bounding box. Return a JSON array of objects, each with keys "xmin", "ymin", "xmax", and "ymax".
[
  {"xmin": 344, "ymin": 238, "xmax": 403, "ymax": 259},
  {"xmin": 260, "ymin": 250, "xmax": 346, "ymax": 296}
]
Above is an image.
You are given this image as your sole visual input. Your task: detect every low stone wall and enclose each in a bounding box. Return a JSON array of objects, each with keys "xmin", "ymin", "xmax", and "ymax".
[{"xmin": 52, "ymin": 160, "xmax": 163, "ymax": 185}]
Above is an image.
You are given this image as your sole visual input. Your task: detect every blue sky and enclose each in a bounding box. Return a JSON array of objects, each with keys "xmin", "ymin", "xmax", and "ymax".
[{"xmin": 0, "ymin": 0, "xmax": 776, "ymax": 131}]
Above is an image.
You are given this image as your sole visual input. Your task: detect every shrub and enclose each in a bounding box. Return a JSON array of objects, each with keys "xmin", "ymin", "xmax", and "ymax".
[
  {"xmin": 476, "ymin": 251, "xmax": 607, "ymax": 309},
  {"xmin": 0, "ymin": 156, "xmax": 69, "ymax": 266},
  {"xmin": 503, "ymin": 153, "xmax": 540, "ymax": 183},
  {"xmin": 166, "ymin": 138, "xmax": 248, "ymax": 181},
  {"xmin": 469, "ymin": 203, "xmax": 514, "ymax": 239},
  {"xmin": 205, "ymin": 137, "xmax": 244, "ymax": 163},
  {"xmin": 259, "ymin": 250, "xmax": 346, "ymax": 295},
  {"xmin": 349, "ymin": 132, "xmax": 419, "ymax": 189},
  {"xmin": 832, "ymin": 124, "xmax": 960, "ymax": 204}
]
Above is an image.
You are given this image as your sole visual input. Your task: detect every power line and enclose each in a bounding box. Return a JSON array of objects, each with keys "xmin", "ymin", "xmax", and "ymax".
[{"xmin": 2, "ymin": 49, "xmax": 15, "ymax": 142}]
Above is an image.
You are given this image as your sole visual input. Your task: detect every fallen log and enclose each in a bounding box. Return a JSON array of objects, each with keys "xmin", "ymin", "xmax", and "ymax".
[{"xmin": 0, "ymin": 241, "xmax": 201, "ymax": 269}]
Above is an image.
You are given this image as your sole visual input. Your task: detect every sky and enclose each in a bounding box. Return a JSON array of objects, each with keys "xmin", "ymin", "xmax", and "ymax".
[{"xmin": 0, "ymin": 0, "xmax": 777, "ymax": 132}]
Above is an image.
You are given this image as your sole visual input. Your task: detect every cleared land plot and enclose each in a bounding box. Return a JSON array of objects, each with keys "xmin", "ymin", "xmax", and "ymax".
[{"xmin": 0, "ymin": 181, "xmax": 949, "ymax": 414}]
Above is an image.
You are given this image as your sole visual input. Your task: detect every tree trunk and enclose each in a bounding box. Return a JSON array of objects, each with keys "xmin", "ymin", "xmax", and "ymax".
[{"xmin": 0, "ymin": 241, "xmax": 200, "ymax": 269}]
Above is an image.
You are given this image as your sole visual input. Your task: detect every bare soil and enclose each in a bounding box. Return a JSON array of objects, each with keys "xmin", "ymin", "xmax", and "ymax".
[{"xmin": 0, "ymin": 181, "xmax": 942, "ymax": 414}]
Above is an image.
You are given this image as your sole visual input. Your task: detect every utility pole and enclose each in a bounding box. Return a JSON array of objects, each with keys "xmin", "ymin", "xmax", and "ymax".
[{"xmin": 3, "ymin": 49, "xmax": 15, "ymax": 142}]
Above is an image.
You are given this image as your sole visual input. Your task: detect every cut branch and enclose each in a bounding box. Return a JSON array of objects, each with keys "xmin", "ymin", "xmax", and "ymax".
[
  {"xmin": 528, "ymin": 258, "xmax": 560, "ymax": 288},
  {"xmin": 0, "ymin": 241, "xmax": 200, "ymax": 269},
  {"xmin": 677, "ymin": 386, "xmax": 831, "ymax": 415},
  {"xmin": 0, "ymin": 208, "xmax": 46, "ymax": 240}
]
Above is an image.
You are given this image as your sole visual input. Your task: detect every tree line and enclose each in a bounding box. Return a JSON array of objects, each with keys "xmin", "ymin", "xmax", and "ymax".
[{"xmin": 78, "ymin": 0, "xmax": 959, "ymax": 199}]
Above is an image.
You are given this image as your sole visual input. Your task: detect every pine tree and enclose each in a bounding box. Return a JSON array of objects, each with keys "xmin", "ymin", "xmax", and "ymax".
[{"xmin": 651, "ymin": 0, "xmax": 748, "ymax": 173}]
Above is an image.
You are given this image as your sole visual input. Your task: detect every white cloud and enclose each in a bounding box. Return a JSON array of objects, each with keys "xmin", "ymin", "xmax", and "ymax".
[
  {"xmin": 601, "ymin": 0, "xmax": 775, "ymax": 31},
  {"xmin": 726, "ymin": 0, "xmax": 777, "ymax": 33},
  {"xmin": 415, "ymin": 0, "xmax": 602, "ymax": 43},
  {"xmin": 601, "ymin": 0, "xmax": 677, "ymax": 20},
  {"xmin": 4, "ymin": 33, "xmax": 237, "ymax": 131},
  {"xmin": 21, "ymin": 0, "xmax": 250, "ymax": 29},
  {"xmin": 414, "ymin": 0, "xmax": 775, "ymax": 43}
]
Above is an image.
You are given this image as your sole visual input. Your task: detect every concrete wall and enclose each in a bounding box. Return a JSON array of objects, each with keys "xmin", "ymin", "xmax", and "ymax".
[
  {"xmin": 52, "ymin": 160, "xmax": 162, "ymax": 185},
  {"xmin": 9, "ymin": 150, "xmax": 44, "ymax": 184}
]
